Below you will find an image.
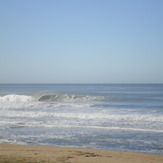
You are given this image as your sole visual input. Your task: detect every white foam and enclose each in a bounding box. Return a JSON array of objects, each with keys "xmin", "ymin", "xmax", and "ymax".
[
  {"xmin": 1, "ymin": 111, "xmax": 163, "ymax": 122},
  {"xmin": 1, "ymin": 120, "xmax": 162, "ymax": 133},
  {"xmin": 0, "ymin": 94, "xmax": 34, "ymax": 102},
  {"xmin": 42, "ymin": 125, "xmax": 163, "ymax": 133},
  {"xmin": 0, "ymin": 94, "xmax": 40, "ymax": 109}
]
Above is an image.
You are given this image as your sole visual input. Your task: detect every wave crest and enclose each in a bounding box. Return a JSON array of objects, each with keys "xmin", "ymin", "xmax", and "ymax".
[
  {"xmin": 0, "ymin": 94, "xmax": 34, "ymax": 102},
  {"xmin": 37, "ymin": 94, "xmax": 105, "ymax": 102}
]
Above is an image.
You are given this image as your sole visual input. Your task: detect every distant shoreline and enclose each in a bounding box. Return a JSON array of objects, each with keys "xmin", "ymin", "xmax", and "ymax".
[{"xmin": 0, "ymin": 144, "xmax": 163, "ymax": 163}]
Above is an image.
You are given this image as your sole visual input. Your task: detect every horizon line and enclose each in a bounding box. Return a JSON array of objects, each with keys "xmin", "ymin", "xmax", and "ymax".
[{"xmin": 0, "ymin": 83, "xmax": 163, "ymax": 85}]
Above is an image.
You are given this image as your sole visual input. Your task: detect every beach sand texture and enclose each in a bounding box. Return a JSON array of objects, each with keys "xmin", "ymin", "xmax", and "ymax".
[{"xmin": 0, "ymin": 144, "xmax": 163, "ymax": 163}]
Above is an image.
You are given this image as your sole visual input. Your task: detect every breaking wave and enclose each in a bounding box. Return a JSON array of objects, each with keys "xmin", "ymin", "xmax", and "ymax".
[
  {"xmin": 0, "ymin": 94, "xmax": 34, "ymax": 102},
  {"xmin": 0, "ymin": 94, "xmax": 105, "ymax": 103},
  {"xmin": 0, "ymin": 94, "xmax": 105, "ymax": 109},
  {"xmin": 0, "ymin": 93, "xmax": 156, "ymax": 104},
  {"xmin": 37, "ymin": 94, "xmax": 105, "ymax": 102}
]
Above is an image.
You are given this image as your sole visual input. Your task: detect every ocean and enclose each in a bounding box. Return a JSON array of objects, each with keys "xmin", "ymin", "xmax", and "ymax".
[{"xmin": 0, "ymin": 84, "xmax": 163, "ymax": 154}]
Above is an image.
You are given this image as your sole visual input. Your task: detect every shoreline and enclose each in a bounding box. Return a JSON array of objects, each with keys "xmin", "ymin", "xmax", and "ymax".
[{"xmin": 0, "ymin": 144, "xmax": 163, "ymax": 163}]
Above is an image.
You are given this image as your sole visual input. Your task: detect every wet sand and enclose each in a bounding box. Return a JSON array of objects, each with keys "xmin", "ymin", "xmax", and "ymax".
[{"xmin": 0, "ymin": 144, "xmax": 163, "ymax": 163}]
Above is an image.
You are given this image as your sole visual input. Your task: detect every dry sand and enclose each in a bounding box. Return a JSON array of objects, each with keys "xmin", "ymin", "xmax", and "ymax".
[{"xmin": 0, "ymin": 144, "xmax": 163, "ymax": 163}]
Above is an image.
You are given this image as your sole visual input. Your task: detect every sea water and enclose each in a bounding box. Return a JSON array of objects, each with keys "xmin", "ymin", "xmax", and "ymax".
[{"xmin": 0, "ymin": 84, "xmax": 163, "ymax": 154}]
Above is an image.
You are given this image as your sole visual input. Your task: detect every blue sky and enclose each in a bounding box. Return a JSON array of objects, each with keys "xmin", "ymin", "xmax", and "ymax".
[{"xmin": 0, "ymin": 0, "xmax": 163, "ymax": 83}]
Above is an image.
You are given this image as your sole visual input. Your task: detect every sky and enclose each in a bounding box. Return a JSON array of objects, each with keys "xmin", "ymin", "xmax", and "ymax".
[{"xmin": 0, "ymin": 0, "xmax": 163, "ymax": 83}]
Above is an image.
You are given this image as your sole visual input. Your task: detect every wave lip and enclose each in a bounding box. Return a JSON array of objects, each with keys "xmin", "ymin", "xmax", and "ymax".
[
  {"xmin": 0, "ymin": 94, "xmax": 34, "ymax": 102},
  {"xmin": 37, "ymin": 94, "xmax": 105, "ymax": 102},
  {"xmin": 0, "ymin": 93, "xmax": 154, "ymax": 103}
]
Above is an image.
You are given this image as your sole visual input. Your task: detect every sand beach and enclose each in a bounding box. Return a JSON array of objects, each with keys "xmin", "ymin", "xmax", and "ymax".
[{"xmin": 0, "ymin": 144, "xmax": 163, "ymax": 163}]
